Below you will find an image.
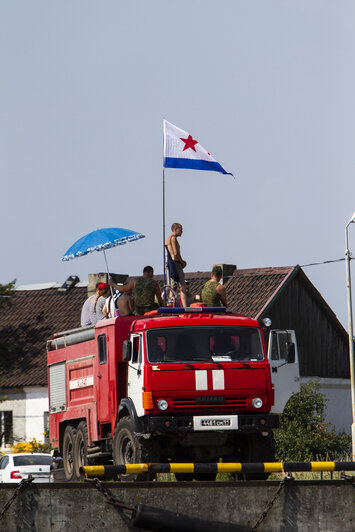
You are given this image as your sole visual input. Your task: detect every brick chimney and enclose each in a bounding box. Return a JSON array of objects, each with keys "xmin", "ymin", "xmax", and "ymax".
[
  {"xmin": 213, "ymin": 264, "xmax": 236, "ymax": 285},
  {"xmin": 87, "ymin": 272, "xmax": 129, "ymax": 297}
]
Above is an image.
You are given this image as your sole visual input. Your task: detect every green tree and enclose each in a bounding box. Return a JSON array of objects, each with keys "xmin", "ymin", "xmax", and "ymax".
[
  {"xmin": 274, "ymin": 380, "xmax": 351, "ymax": 461},
  {"xmin": 0, "ymin": 280, "xmax": 16, "ymax": 369},
  {"xmin": 0, "ymin": 280, "xmax": 15, "ymax": 306},
  {"xmin": 0, "ymin": 280, "xmax": 16, "ymax": 443}
]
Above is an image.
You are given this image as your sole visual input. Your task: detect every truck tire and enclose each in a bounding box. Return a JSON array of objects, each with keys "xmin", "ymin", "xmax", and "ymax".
[
  {"xmin": 113, "ymin": 417, "xmax": 156, "ymax": 481},
  {"xmin": 73, "ymin": 421, "xmax": 88, "ymax": 480},
  {"xmin": 63, "ymin": 425, "xmax": 77, "ymax": 481},
  {"xmin": 236, "ymin": 433, "xmax": 275, "ymax": 481},
  {"xmin": 193, "ymin": 471, "xmax": 217, "ymax": 482},
  {"xmin": 175, "ymin": 468, "xmax": 216, "ymax": 482},
  {"xmin": 175, "ymin": 472, "xmax": 194, "ymax": 482}
]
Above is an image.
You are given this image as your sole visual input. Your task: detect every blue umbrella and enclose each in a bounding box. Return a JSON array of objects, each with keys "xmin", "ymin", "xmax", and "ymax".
[{"xmin": 61, "ymin": 227, "xmax": 145, "ymax": 275}]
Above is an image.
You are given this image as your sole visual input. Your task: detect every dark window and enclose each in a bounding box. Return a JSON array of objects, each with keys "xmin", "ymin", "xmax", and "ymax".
[
  {"xmin": 98, "ymin": 334, "xmax": 107, "ymax": 365},
  {"xmin": 43, "ymin": 412, "xmax": 49, "ymax": 442},
  {"xmin": 271, "ymin": 332, "xmax": 279, "ymax": 360},
  {"xmin": 278, "ymin": 332, "xmax": 292, "ymax": 359},
  {"xmin": 148, "ymin": 336, "xmax": 167, "ymax": 361},
  {"xmin": 13, "ymin": 455, "xmax": 52, "ymax": 466},
  {"xmin": 0, "ymin": 455, "xmax": 9, "ymax": 469},
  {"xmin": 0, "ymin": 411, "xmax": 13, "ymax": 446},
  {"xmin": 147, "ymin": 327, "xmax": 264, "ymax": 363},
  {"xmin": 271, "ymin": 332, "xmax": 293, "ymax": 361},
  {"xmin": 132, "ymin": 336, "xmax": 140, "ymax": 364}
]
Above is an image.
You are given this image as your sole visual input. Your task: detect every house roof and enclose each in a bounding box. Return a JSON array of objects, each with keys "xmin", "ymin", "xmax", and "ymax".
[
  {"xmin": 155, "ymin": 266, "xmax": 295, "ymax": 318},
  {"xmin": 222, "ymin": 266, "xmax": 295, "ymax": 317},
  {"xmin": 0, "ymin": 286, "xmax": 87, "ymax": 387},
  {"xmin": 0, "ymin": 265, "xmax": 346, "ymax": 387}
]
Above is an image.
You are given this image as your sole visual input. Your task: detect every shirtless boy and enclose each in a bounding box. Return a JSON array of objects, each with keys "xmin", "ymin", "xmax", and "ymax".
[{"xmin": 166, "ymin": 222, "xmax": 187, "ymax": 307}]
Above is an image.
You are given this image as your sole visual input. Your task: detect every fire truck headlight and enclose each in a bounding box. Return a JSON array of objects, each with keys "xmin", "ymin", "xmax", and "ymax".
[
  {"xmin": 252, "ymin": 397, "xmax": 263, "ymax": 409},
  {"xmin": 262, "ymin": 317, "xmax": 272, "ymax": 327},
  {"xmin": 157, "ymin": 399, "xmax": 169, "ymax": 411}
]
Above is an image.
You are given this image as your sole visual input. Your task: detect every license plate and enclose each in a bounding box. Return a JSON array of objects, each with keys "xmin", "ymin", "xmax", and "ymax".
[
  {"xmin": 193, "ymin": 415, "xmax": 238, "ymax": 431},
  {"xmin": 201, "ymin": 419, "xmax": 230, "ymax": 427}
]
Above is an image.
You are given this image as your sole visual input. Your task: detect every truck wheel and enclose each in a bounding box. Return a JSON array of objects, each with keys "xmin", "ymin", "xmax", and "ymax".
[
  {"xmin": 113, "ymin": 417, "xmax": 156, "ymax": 481},
  {"xmin": 63, "ymin": 425, "xmax": 77, "ymax": 481},
  {"xmin": 175, "ymin": 473, "xmax": 194, "ymax": 482},
  {"xmin": 175, "ymin": 468, "xmax": 216, "ymax": 482},
  {"xmin": 236, "ymin": 433, "xmax": 275, "ymax": 481},
  {"xmin": 73, "ymin": 421, "xmax": 88, "ymax": 480},
  {"xmin": 194, "ymin": 472, "xmax": 217, "ymax": 481}
]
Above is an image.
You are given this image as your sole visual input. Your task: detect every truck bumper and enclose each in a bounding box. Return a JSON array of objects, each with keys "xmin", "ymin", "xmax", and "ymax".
[{"xmin": 143, "ymin": 413, "xmax": 278, "ymax": 434}]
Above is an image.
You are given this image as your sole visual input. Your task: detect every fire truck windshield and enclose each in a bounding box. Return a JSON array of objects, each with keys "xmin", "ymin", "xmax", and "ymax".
[{"xmin": 147, "ymin": 326, "xmax": 264, "ymax": 363}]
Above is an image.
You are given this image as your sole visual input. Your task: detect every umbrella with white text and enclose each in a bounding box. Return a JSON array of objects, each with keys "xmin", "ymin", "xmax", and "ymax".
[{"xmin": 61, "ymin": 227, "xmax": 145, "ymax": 276}]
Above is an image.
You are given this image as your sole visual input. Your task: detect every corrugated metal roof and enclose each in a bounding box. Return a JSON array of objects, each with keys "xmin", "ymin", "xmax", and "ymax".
[{"xmin": 16, "ymin": 282, "xmax": 61, "ymax": 291}]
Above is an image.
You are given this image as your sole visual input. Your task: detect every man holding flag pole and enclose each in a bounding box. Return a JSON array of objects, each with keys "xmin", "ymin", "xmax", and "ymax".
[{"xmin": 162, "ymin": 120, "xmax": 233, "ymax": 301}]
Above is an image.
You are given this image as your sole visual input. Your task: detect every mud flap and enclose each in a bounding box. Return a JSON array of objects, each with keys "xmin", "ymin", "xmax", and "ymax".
[{"xmin": 131, "ymin": 503, "xmax": 252, "ymax": 532}]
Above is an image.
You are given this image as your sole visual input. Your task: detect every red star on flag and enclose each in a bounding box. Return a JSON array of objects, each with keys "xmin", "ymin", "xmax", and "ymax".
[{"xmin": 180, "ymin": 134, "xmax": 198, "ymax": 152}]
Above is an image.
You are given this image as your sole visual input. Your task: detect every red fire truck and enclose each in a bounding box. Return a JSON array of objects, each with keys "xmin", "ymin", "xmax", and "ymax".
[{"xmin": 47, "ymin": 307, "xmax": 300, "ymax": 481}]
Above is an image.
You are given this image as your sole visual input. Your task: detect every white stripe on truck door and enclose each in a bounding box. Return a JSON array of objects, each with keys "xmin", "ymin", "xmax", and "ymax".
[
  {"xmin": 195, "ymin": 370, "xmax": 208, "ymax": 390},
  {"xmin": 212, "ymin": 370, "xmax": 225, "ymax": 390},
  {"xmin": 195, "ymin": 370, "xmax": 225, "ymax": 390}
]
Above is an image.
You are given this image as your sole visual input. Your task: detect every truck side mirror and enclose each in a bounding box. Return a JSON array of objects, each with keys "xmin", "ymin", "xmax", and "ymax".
[
  {"xmin": 286, "ymin": 342, "xmax": 295, "ymax": 363},
  {"xmin": 122, "ymin": 340, "xmax": 132, "ymax": 361}
]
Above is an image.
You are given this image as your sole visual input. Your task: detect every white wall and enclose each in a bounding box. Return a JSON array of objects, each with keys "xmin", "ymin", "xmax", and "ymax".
[
  {"xmin": 0, "ymin": 386, "xmax": 48, "ymax": 450},
  {"xmin": 300, "ymin": 377, "xmax": 352, "ymax": 434},
  {"xmin": 0, "ymin": 378, "xmax": 351, "ymax": 452},
  {"xmin": 23, "ymin": 386, "xmax": 49, "ymax": 443},
  {"xmin": 0, "ymin": 389, "xmax": 25, "ymax": 449}
]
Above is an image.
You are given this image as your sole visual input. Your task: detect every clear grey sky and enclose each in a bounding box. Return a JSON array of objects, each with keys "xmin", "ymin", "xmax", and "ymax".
[{"xmin": 1, "ymin": 1, "xmax": 354, "ymax": 327}]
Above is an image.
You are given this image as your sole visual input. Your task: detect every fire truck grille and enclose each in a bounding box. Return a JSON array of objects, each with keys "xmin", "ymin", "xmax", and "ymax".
[{"xmin": 173, "ymin": 397, "xmax": 247, "ymax": 410}]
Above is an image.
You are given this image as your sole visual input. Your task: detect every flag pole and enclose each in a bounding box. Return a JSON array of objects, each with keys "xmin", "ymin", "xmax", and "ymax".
[
  {"xmin": 163, "ymin": 120, "xmax": 167, "ymax": 303},
  {"xmin": 163, "ymin": 167, "xmax": 166, "ymax": 291},
  {"xmin": 103, "ymin": 249, "xmax": 114, "ymax": 299}
]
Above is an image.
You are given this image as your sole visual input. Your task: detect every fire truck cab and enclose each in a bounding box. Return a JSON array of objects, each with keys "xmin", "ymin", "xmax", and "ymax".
[{"xmin": 47, "ymin": 307, "xmax": 299, "ymax": 480}]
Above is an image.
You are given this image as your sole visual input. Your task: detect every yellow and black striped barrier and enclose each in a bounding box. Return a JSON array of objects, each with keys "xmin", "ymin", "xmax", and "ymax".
[{"xmin": 80, "ymin": 461, "xmax": 355, "ymax": 478}]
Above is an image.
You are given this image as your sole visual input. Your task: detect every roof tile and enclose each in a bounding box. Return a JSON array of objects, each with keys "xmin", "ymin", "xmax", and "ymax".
[
  {"xmin": 0, "ymin": 287, "xmax": 87, "ymax": 387},
  {"xmin": 0, "ymin": 266, "xmax": 294, "ymax": 388}
]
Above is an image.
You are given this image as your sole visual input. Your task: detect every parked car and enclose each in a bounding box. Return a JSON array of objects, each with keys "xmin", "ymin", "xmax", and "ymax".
[
  {"xmin": 0, "ymin": 453, "xmax": 52, "ymax": 483},
  {"xmin": 50, "ymin": 456, "xmax": 66, "ymax": 482}
]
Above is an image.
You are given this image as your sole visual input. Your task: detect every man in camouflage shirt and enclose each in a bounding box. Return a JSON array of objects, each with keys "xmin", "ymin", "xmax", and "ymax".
[
  {"xmin": 109, "ymin": 266, "xmax": 163, "ymax": 315},
  {"xmin": 201, "ymin": 265, "xmax": 227, "ymax": 307}
]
